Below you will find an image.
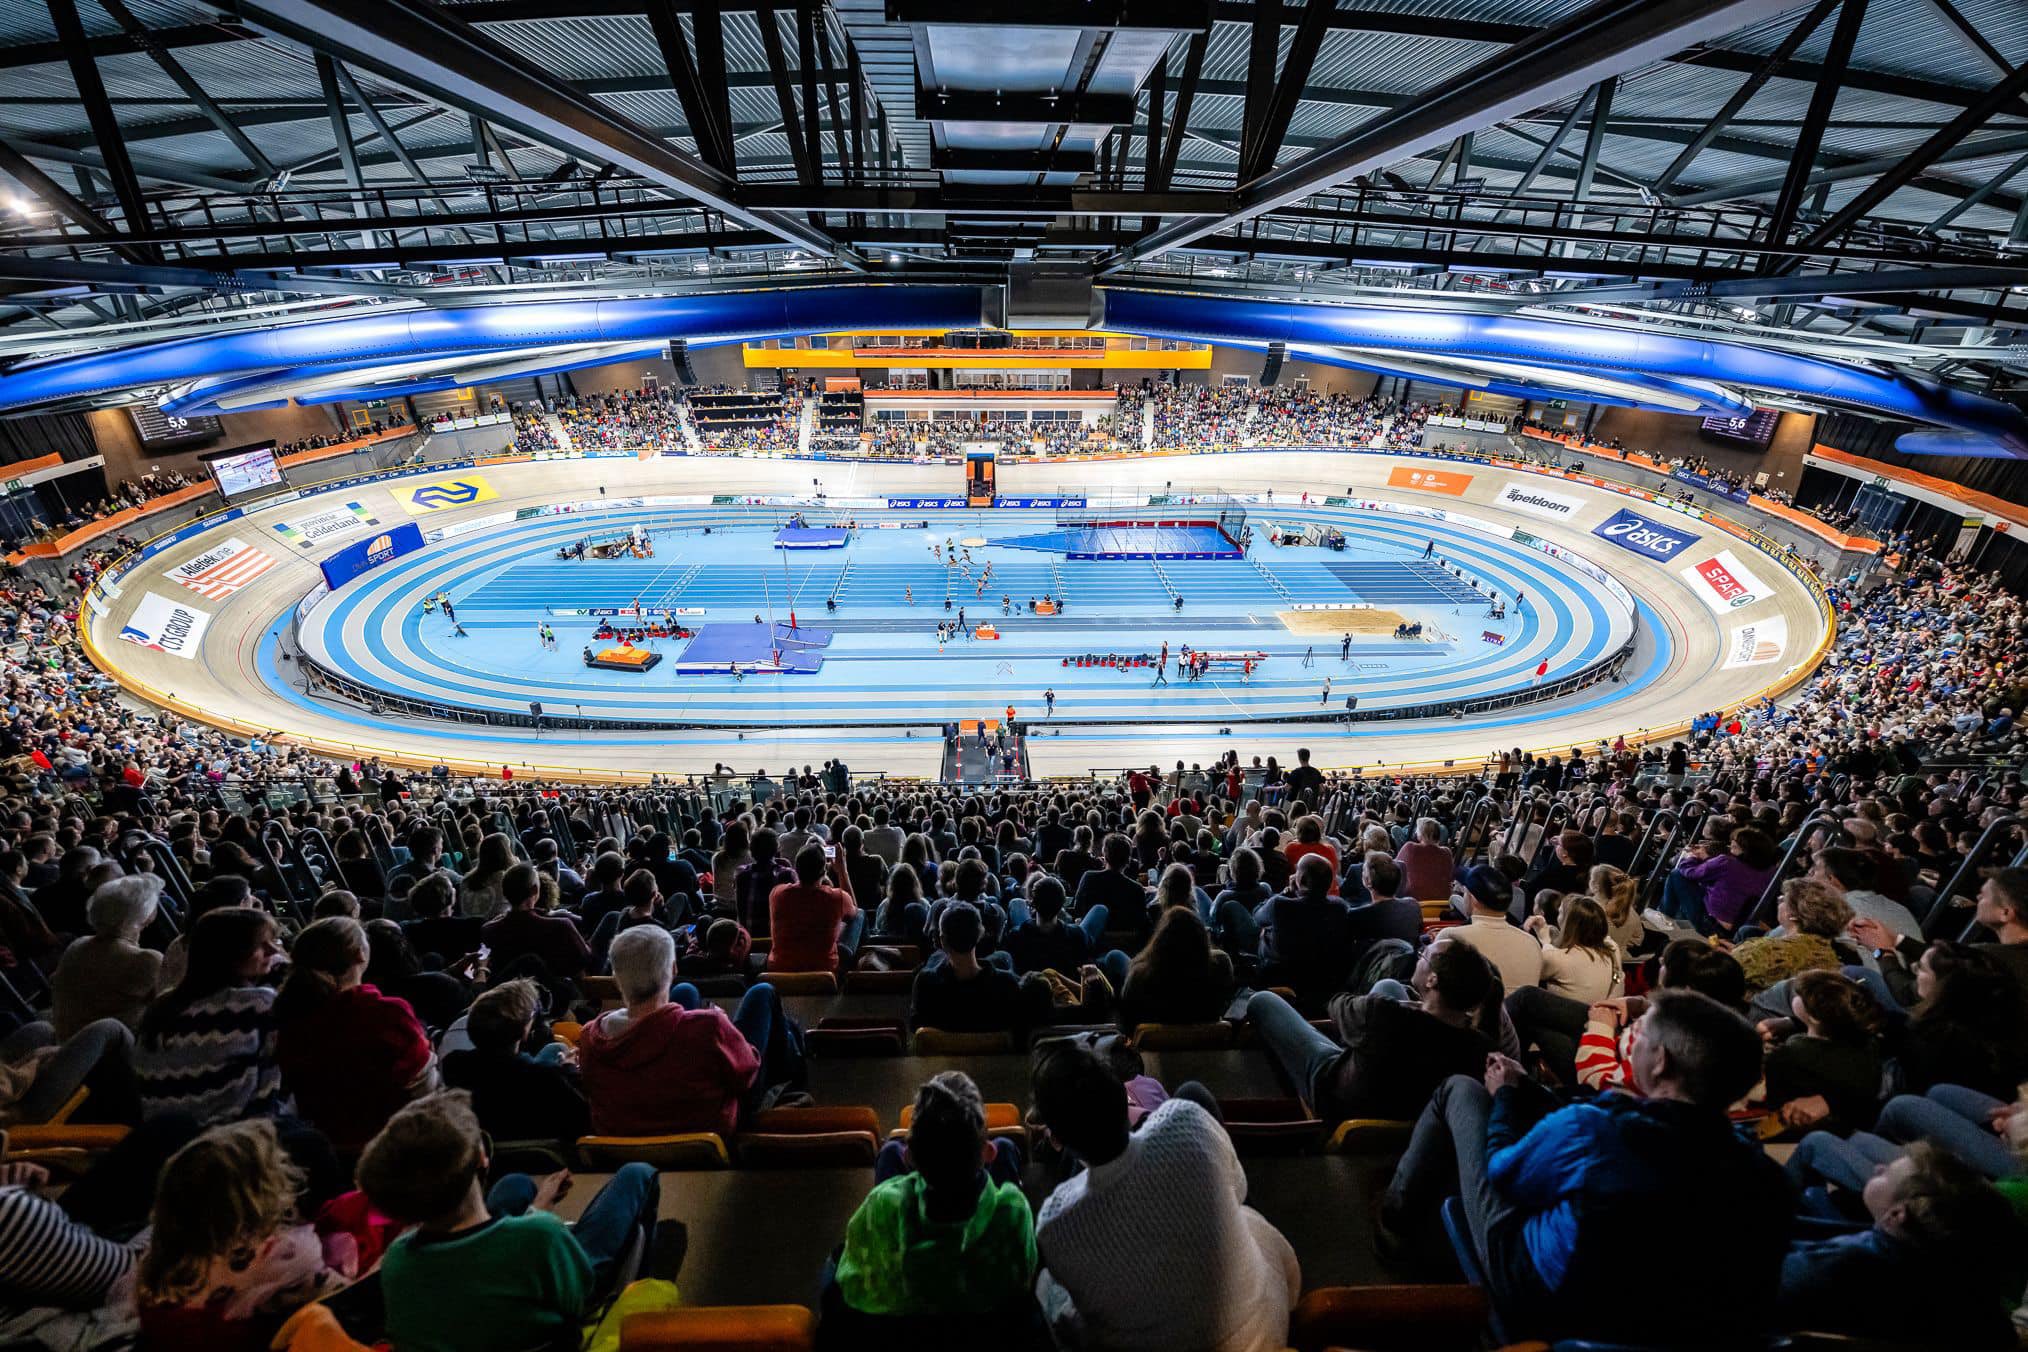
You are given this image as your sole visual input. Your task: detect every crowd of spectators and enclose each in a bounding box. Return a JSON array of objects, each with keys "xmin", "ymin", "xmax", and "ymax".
[
  {"xmin": 544, "ymin": 391, "xmax": 689, "ymax": 453},
  {"xmin": 0, "ymin": 670, "xmax": 2017, "ymax": 1348},
  {"xmin": 0, "ymin": 374, "xmax": 2024, "ymax": 1348}
]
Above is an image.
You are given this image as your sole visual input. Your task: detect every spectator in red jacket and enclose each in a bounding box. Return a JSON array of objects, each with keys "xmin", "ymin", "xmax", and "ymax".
[
  {"xmin": 273, "ymin": 917, "xmax": 437, "ymax": 1153},
  {"xmin": 481, "ymin": 863, "xmax": 591, "ymax": 980},
  {"xmin": 768, "ymin": 843, "xmax": 861, "ymax": 974},
  {"xmin": 577, "ymin": 926, "xmax": 799, "ymax": 1137}
]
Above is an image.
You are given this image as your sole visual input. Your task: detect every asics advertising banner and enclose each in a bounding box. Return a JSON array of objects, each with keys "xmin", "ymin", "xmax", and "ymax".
[{"xmin": 1591, "ymin": 508, "xmax": 1698, "ymax": 560}]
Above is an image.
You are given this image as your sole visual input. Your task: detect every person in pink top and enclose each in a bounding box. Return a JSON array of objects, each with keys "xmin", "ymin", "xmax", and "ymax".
[
  {"xmin": 767, "ymin": 843, "xmax": 862, "ymax": 974},
  {"xmin": 1395, "ymin": 818, "xmax": 1456, "ymax": 902}
]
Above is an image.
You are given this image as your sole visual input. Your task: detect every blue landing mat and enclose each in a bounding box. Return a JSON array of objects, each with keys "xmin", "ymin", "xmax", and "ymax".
[
  {"xmin": 776, "ymin": 526, "xmax": 848, "ymax": 549},
  {"xmin": 674, "ymin": 621, "xmax": 833, "ymax": 674}
]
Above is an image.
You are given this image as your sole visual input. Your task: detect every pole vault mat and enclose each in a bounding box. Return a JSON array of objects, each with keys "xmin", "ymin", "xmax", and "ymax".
[
  {"xmin": 775, "ymin": 526, "xmax": 849, "ymax": 549},
  {"xmin": 673, "ymin": 621, "xmax": 834, "ymax": 674}
]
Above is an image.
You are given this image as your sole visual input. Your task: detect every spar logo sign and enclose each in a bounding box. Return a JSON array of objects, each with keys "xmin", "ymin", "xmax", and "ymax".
[
  {"xmin": 1681, "ymin": 548, "xmax": 1770, "ymax": 613},
  {"xmin": 118, "ymin": 592, "xmax": 211, "ymax": 660},
  {"xmin": 1591, "ymin": 507, "xmax": 1698, "ymax": 560}
]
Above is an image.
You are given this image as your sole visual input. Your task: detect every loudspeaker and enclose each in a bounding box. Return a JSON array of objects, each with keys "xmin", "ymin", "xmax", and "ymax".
[
  {"xmin": 530, "ymin": 701, "xmax": 543, "ymax": 717},
  {"xmin": 667, "ymin": 339, "xmax": 698, "ymax": 386},
  {"xmin": 1261, "ymin": 341, "xmax": 1287, "ymax": 387}
]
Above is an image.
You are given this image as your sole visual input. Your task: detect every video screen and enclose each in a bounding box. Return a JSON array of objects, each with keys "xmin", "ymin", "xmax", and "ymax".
[
  {"xmin": 1700, "ymin": 408, "xmax": 1778, "ymax": 446},
  {"xmin": 199, "ymin": 443, "xmax": 284, "ymax": 498}
]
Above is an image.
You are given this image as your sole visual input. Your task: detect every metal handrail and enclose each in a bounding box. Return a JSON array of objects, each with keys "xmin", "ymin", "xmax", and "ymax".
[
  {"xmin": 1749, "ymin": 813, "xmax": 1849, "ymax": 926},
  {"xmin": 1925, "ymin": 814, "xmax": 2024, "ymax": 940}
]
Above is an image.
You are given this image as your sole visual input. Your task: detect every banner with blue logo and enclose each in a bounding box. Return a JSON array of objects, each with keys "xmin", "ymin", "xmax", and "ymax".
[
  {"xmin": 320, "ymin": 521, "xmax": 425, "ymax": 590},
  {"xmin": 1673, "ymin": 470, "xmax": 1752, "ymax": 503},
  {"xmin": 1592, "ymin": 507, "xmax": 1699, "ymax": 560},
  {"xmin": 885, "ymin": 496, "xmax": 968, "ymax": 510}
]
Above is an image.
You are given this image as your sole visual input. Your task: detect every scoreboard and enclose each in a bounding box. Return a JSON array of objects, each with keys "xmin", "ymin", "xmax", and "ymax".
[{"xmin": 128, "ymin": 405, "xmax": 221, "ymax": 449}]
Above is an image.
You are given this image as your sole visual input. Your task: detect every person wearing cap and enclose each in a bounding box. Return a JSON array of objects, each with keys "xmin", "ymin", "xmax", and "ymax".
[{"xmin": 1446, "ymin": 864, "xmax": 1543, "ymax": 997}]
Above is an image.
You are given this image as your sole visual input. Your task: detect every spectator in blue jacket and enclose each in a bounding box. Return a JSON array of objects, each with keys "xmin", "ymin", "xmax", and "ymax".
[
  {"xmin": 1377, "ymin": 989, "xmax": 1788, "ymax": 1344},
  {"xmin": 1778, "ymin": 1141, "xmax": 2025, "ymax": 1350}
]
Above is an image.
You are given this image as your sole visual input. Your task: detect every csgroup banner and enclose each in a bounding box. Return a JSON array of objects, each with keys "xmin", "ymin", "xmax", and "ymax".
[
  {"xmin": 1592, "ymin": 507, "xmax": 1699, "ymax": 560},
  {"xmin": 119, "ymin": 592, "xmax": 211, "ymax": 659},
  {"xmin": 320, "ymin": 522, "xmax": 425, "ymax": 591}
]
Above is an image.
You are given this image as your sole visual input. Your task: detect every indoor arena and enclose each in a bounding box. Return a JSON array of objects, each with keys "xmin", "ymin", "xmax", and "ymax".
[{"xmin": 0, "ymin": 2, "xmax": 2025, "ymax": 1351}]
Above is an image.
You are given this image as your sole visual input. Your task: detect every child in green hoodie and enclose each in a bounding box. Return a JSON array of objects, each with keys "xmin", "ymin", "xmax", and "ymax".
[{"xmin": 834, "ymin": 1071, "xmax": 1036, "ymax": 1317}]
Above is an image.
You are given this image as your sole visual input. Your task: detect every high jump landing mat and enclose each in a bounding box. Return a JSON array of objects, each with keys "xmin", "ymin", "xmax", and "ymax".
[
  {"xmin": 673, "ymin": 621, "xmax": 834, "ymax": 674},
  {"xmin": 775, "ymin": 526, "xmax": 849, "ymax": 549},
  {"xmin": 999, "ymin": 522, "xmax": 1242, "ymax": 560}
]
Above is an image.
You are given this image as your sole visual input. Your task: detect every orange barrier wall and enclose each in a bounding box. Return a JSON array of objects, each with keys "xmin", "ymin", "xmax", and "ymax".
[{"xmin": 7, "ymin": 427, "xmax": 416, "ymax": 564}]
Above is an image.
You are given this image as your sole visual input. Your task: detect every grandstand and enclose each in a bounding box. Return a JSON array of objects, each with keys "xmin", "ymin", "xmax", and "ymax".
[{"xmin": 3, "ymin": 1, "xmax": 2028, "ymax": 1350}]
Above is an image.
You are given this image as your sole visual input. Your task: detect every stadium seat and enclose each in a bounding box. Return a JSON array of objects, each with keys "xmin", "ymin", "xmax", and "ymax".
[
  {"xmin": 842, "ymin": 967, "xmax": 914, "ymax": 994},
  {"xmin": 894, "ymin": 1100, "xmax": 1027, "ymax": 1149},
  {"xmin": 1289, "ymin": 1283, "xmax": 1489, "ymax": 1352},
  {"xmin": 620, "ymin": 1305, "xmax": 816, "ymax": 1351},
  {"xmin": 579, "ymin": 974, "xmax": 624, "ymax": 1007},
  {"xmin": 736, "ymin": 1105, "xmax": 882, "ymax": 1167},
  {"xmin": 806, "ymin": 1016, "xmax": 908, "ymax": 1057},
  {"xmin": 0, "ymin": 1088, "xmax": 131, "ymax": 1174},
  {"xmin": 1325, "ymin": 1119, "xmax": 1415, "ymax": 1153},
  {"xmin": 763, "ymin": 971, "xmax": 840, "ymax": 996},
  {"xmin": 911, "ymin": 1028, "xmax": 1016, "ymax": 1054},
  {"xmin": 578, "ymin": 1133, "xmax": 731, "ymax": 1170},
  {"xmin": 1130, "ymin": 1021, "xmax": 1234, "ymax": 1050},
  {"xmin": 1218, "ymin": 1097, "xmax": 1325, "ymax": 1154}
]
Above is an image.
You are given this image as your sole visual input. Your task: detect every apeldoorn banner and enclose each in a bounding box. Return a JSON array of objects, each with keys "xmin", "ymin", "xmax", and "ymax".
[
  {"xmin": 1680, "ymin": 547, "xmax": 1772, "ymax": 613},
  {"xmin": 1495, "ymin": 482, "xmax": 1583, "ymax": 520},
  {"xmin": 119, "ymin": 591, "xmax": 211, "ymax": 659}
]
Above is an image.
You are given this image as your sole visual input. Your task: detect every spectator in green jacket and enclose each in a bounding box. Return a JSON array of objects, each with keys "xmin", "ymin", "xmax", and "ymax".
[{"xmin": 832, "ymin": 1071, "xmax": 1035, "ymax": 1319}]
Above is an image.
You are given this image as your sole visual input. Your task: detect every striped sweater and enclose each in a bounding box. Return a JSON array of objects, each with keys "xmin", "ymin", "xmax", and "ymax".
[
  {"xmin": 0, "ymin": 1186, "xmax": 138, "ymax": 1310},
  {"xmin": 133, "ymin": 987, "xmax": 289, "ymax": 1126}
]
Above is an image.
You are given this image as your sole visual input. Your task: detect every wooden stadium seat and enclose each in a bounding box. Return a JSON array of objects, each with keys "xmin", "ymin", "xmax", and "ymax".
[
  {"xmin": 912, "ymin": 1027, "xmax": 1016, "ymax": 1054},
  {"xmin": 749, "ymin": 937, "xmax": 772, "ymax": 954},
  {"xmin": 761, "ymin": 970, "xmax": 839, "ymax": 996},
  {"xmin": 689, "ymin": 974, "xmax": 751, "ymax": 999},
  {"xmin": 579, "ymin": 974, "xmax": 623, "ymax": 1007},
  {"xmin": 1325, "ymin": 1118, "xmax": 1415, "ymax": 1153},
  {"xmin": 1131, "ymin": 1021, "xmax": 1234, "ymax": 1051},
  {"xmin": 577, "ymin": 1133, "xmax": 731, "ymax": 1170},
  {"xmin": 736, "ymin": 1105, "xmax": 882, "ymax": 1167},
  {"xmin": 621, "ymin": 1304, "xmax": 816, "ymax": 1352},
  {"xmin": 843, "ymin": 967, "xmax": 915, "ymax": 994},
  {"xmin": 1290, "ymin": 1284, "xmax": 1489, "ymax": 1352},
  {"xmin": 1218, "ymin": 1097, "xmax": 1325, "ymax": 1155},
  {"xmin": 0, "ymin": 1089, "xmax": 131, "ymax": 1174},
  {"xmin": 806, "ymin": 1016, "xmax": 907, "ymax": 1057},
  {"xmin": 894, "ymin": 1100, "xmax": 1028, "ymax": 1149}
]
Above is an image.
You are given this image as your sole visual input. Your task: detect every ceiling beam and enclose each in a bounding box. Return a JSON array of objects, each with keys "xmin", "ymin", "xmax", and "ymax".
[
  {"xmin": 1102, "ymin": 0, "xmax": 1800, "ymax": 273},
  {"xmin": 46, "ymin": 0, "xmax": 157, "ymax": 262},
  {"xmin": 1652, "ymin": 0, "xmax": 1836, "ymax": 193},
  {"xmin": 0, "ymin": 21, "xmax": 258, "ymax": 71},
  {"xmin": 1783, "ymin": 56, "xmax": 2028, "ymax": 270},
  {"xmin": 1764, "ymin": 0, "xmax": 1864, "ymax": 253},
  {"xmin": 230, "ymin": 0, "xmax": 860, "ymax": 264},
  {"xmin": 0, "ymin": 138, "xmax": 151, "ymax": 264}
]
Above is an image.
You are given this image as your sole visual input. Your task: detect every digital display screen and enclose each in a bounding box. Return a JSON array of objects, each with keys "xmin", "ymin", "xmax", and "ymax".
[
  {"xmin": 1701, "ymin": 408, "xmax": 1779, "ymax": 445},
  {"xmin": 128, "ymin": 405, "xmax": 221, "ymax": 448},
  {"xmin": 199, "ymin": 443, "xmax": 284, "ymax": 498}
]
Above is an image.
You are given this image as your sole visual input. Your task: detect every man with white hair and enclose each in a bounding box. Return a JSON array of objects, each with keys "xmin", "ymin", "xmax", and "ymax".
[
  {"xmin": 576, "ymin": 925, "xmax": 799, "ymax": 1138},
  {"xmin": 50, "ymin": 874, "xmax": 162, "ymax": 1037}
]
